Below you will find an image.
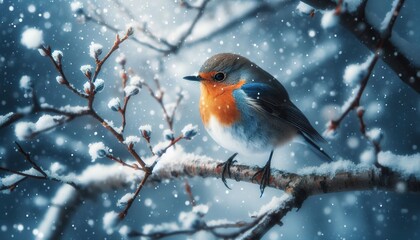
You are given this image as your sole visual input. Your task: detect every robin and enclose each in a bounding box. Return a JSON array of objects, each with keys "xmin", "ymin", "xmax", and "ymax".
[{"xmin": 184, "ymin": 53, "xmax": 331, "ymax": 196}]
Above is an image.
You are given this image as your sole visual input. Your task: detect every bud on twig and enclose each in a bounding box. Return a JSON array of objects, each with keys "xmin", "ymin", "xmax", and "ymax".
[
  {"xmin": 139, "ymin": 125, "xmax": 152, "ymax": 142},
  {"xmin": 182, "ymin": 124, "xmax": 198, "ymax": 140},
  {"xmin": 124, "ymin": 85, "xmax": 140, "ymax": 97},
  {"xmin": 129, "ymin": 75, "xmax": 144, "ymax": 87},
  {"xmin": 70, "ymin": 1, "xmax": 84, "ymax": 15},
  {"xmin": 52, "ymin": 50, "xmax": 63, "ymax": 65},
  {"xmin": 126, "ymin": 26, "xmax": 134, "ymax": 36},
  {"xmin": 80, "ymin": 64, "xmax": 93, "ymax": 79},
  {"xmin": 115, "ymin": 53, "xmax": 126, "ymax": 66},
  {"xmin": 163, "ymin": 129, "xmax": 175, "ymax": 141},
  {"xmin": 89, "ymin": 42, "xmax": 103, "ymax": 60},
  {"xmin": 88, "ymin": 142, "xmax": 108, "ymax": 162},
  {"xmin": 94, "ymin": 78, "xmax": 105, "ymax": 93},
  {"xmin": 56, "ymin": 76, "xmax": 67, "ymax": 85},
  {"xmin": 108, "ymin": 98, "xmax": 121, "ymax": 111},
  {"xmin": 83, "ymin": 81, "xmax": 91, "ymax": 94}
]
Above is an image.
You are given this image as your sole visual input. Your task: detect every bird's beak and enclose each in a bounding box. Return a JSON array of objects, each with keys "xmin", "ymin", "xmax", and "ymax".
[{"xmin": 183, "ymin": 75, "xmax": 202, "ymax": 81}]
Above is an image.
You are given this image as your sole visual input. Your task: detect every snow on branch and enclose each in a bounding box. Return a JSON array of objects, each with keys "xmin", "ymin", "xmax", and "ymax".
[
  {"xmin": 300, "ymin": 0, "xmax": 420, "ymax": 93},
  {"xmin": 33, "ymin": 146, "xmax": 420, "ymax": 239}
]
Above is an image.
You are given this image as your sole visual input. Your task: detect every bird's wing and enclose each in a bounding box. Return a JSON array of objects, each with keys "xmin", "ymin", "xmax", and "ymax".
[{"xmin": 240, "ymin": 82, "xmax": 329, "ymax": 152}]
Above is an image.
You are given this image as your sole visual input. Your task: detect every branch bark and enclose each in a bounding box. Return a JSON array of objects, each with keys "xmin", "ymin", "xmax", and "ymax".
[{"xmin": 35, "ymin": 149, "xmax": 420, "ymax": 239}]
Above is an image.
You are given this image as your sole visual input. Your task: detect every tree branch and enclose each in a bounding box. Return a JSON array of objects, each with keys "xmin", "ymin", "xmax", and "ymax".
[
  {"xmin": 35, "ymin": 148, "xmax": 420, "ymax": 239},
  {"xmin": 300, "ymin": 0, "xmax": 420, "ymax": 93}
]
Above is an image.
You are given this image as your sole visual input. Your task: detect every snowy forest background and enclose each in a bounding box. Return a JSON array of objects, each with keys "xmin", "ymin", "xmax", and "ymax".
[{"xmin": 1, "ymin": 0, "xmax": 420, "ymax": 239}]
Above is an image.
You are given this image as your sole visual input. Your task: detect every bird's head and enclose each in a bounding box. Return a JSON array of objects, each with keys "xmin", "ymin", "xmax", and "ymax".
[{"xmin": 183, "ymin": 53, "xmax": 251, "ymax": 87}]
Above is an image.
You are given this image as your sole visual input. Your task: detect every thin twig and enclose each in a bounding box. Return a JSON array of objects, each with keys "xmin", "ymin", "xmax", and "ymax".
[
  {"xmin": 15, "ymin": 142, "xmax": 47, "ymax": 177},
  {"xmin": 40, "ymin": 46, "xmax": 88, "ymax": 98},
  {"xmin": 0, "ymin": 166, "xmax": 45, "ymax": 179},
  {"xmin": 105, "ymin": 154, "xmax": 135, "ymax": 169},
  {"xmin": 119, "ymin": 171, "xmax": 151, "ymax": 219}
]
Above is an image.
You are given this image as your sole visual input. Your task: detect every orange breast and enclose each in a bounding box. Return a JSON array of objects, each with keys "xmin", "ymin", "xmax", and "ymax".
[{"xmin": 199, "ymin": 80, "xmax": 245, "ymax": 126}]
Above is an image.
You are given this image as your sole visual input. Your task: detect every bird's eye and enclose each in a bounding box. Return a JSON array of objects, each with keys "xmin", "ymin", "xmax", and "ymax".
[{"xmin": 214, "ymin": 72, "xmax": 225, "ymax": 81}]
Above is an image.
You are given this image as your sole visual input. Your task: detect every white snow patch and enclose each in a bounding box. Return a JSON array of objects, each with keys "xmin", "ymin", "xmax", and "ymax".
[
  {"xmin": 360, "ymin": 149, "xmax": 376, "ymax": 165},
  {"xmin": 58, "ymin": 105, "xmax": 88, "ymax": 114},
  {"xmin": 34, "ymin": 195, "xmax": 49, "ymax": 207},
  {"xmin": 51, "ymin": 184, "xmax": 77, "ymax": 205},
  {"xmin": 153, "ymin": 141, "xmax": 171, "ymax": 157},
  {"xmin": 70, "ymin": 1, "xmax": 83, "ymax": 12},
  {"xmin": 379, "ymin": 151, "xmax": 420, "ymax": 178},
  {"xmin": 123, "ymin": 136, "xmax": 140, "ymax": 146},
  {"xmin": 178, "ymin": 211, "xmax": 200, "ymax": 229},
  {"xmin": 343, "ymin": 55, "xmax": 374, "ymax": 85},
  {"xmin": 49, "ymin": 162, "xmax": 66, "ymax": 175},
  {"xmin": 19, "ymin": 75, "xmax": 32, "ymax": 90},
  {"xmin": 36, "ymin": 115, "xmax": 64, "ymax": 130},
  {"xmin": 116, "ymin": 193, "xmax": 134, "ymax": 207},
  {"xmin": 103, "ymin": 211, "xmax": 120, "ymax": 234},
  {"xmin": 56, "ymin": 76, "xmax": 65, "ymax": 84},
  {"xmin": 366, "ymin": 128, "xmax": 383, "ymax": 143},
  {"xmin": 321, "ymin": 10, "xmax": 338, "ymax": 29},
  {"xmin": 206, "ymin": 219, "xmax": 234, "ymax": 227},
  {"xmin": 341, "ymin": 86, "xmax": 360, "ymax": 113},
  {"xmin": 104, "ymin": 119, "xmax": 123, "ymax": 134},
  {"xmin": 118, "ymin": 225, "xmax": 130, "ymax": 237},
  {"xmin": 15, "ymin": 121, "xmax": 36, "ymax": 140},
  {"xmin": 1, "ymin": 168, "xmax": 41, "ymax": 187},
  {"xmin": 0, "ymin": 112, "xmax": 14, "ymax": 126},
  {"xmin": 129, "ymin": 75, "xmax": 143, "ymax": 86},
  {"xmin": 251, "ymin": 194, "xmax": 293, "ymax": 217},
  {"xmin": 115, "ymin": 53, "xmax": 126, "ymax": 65},
  {"xmin": 381, "ymin": 0, "xmax": 399, "ymax": 32},
  {"xmin": 15, "ymin": 115, "xmax": 65, "ymax": 140},
  {"xmin": 143, "ymin": 222, "xmax": 179, "ymax": 235},
  {"xmin": 296, "ymin": 2, "xmax": 313, "ymax": 15},
  {"xmin": 298, "ymin": 160, "xmax": 371, "ymax": 177},
  {"xmin": 192, "ymin": 204, "xmax": 209, "ymax": 215},
  {"xmin": 21, "ymin": 28, "xmax": 44, "ymax": 49}
]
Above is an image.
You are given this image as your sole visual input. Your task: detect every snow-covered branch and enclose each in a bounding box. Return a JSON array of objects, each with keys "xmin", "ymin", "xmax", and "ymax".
[
  {"xmin": 33, "ymin": 147, "xmax": 420, "ymax": 239},
  {"xmin": 300, "ymin": 0, "xmax": 420, "ymax": 93}
]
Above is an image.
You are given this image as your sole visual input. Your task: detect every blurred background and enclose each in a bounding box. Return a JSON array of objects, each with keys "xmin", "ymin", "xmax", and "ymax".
[{"xmin": 0, "ymin": 0, "xmax": 419, "ymax": 239}]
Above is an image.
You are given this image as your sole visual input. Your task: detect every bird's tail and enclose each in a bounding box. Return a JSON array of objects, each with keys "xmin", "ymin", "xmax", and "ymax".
[{"xmin": 299, "ymin": 133, "xmax": 332, "ymax": 162}]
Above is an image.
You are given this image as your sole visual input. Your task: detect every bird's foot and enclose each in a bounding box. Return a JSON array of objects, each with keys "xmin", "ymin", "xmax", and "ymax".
[
  {"xmin": 252, "ymin": 160, "xmax": 271, "ymax": 197},
  {"xmin": 217, "ymin": 153, "xmax": 238, "ymax": 189}
]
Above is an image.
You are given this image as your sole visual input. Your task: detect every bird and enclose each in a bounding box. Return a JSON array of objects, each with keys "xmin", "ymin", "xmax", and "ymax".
[{"xmin": 183, "ymin": 53, "xmax": 331, "ymax": 196}]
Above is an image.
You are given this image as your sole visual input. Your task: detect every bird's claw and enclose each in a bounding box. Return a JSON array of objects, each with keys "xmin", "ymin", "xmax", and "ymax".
[
  {"xmin": 217, "ymin": 153, "xmax": 238, "ymax": 189},
  {"xmin": 252, "ymin": 161, "xmax": 271, "ymax": 197}
]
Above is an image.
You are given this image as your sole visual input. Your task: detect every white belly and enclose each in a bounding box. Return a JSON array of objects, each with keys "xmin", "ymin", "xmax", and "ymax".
[{"xmin": 205, "ymin": 116, "xmax": 271, "ymax": 156}]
